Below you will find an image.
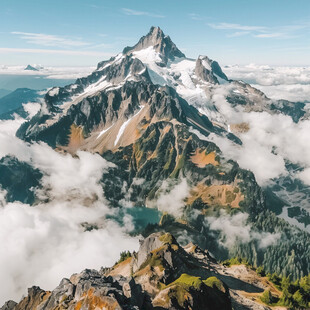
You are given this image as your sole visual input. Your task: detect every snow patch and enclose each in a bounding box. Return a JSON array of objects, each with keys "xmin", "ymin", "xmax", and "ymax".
[
  {"xmin": 48, "ymin": 87, "xmax": 59, "ymax": 96},
  {"xmin": 114, "ymin": 106, "xmax": 144, "ymax": 146},
  {"xmin": 97, "ymin": 124, "xmax": 114, "ymax": 139}
]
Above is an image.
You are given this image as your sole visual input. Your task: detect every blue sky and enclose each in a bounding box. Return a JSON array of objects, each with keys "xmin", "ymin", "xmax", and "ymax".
[{"xmin": 0, "ymin": 0, "xmax": 310, "ymax": 66}]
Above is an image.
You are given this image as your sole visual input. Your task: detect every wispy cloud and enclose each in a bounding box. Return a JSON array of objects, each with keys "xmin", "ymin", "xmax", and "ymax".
[
  {"xmin": 227, "ymin": 31, "xmax": 250, "ymax": 38},
  {"xmin": 254, "ymin": 32, "xmax": 287, "ymax": 38},
  {"xmin": 122, "ymin": 8, "xmax": 165, "ymax": 18},
  {"xmin": 208, "ymin": 22, "xmax": 308, "ymax": 39},
  {"xmin": 189, "ymin": 13, "xmax": 203, "ymax": 21},
  {"xmin": 11, "ymin": 32, "xmax": 90, "ymax": 48},
  {"xmin": 209, "ymin": 22, "xmax": 265, "ymax": 32},
  {"xmin": 0, "ymin": 47, "xmax": 110, "ymax": 56}
]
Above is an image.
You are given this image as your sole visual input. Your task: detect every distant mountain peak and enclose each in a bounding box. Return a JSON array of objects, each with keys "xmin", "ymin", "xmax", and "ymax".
[
  {"xmin": 123, "ymin": 26, "xmax": 185, "ymax": 64},
  {"xmin": 195, "ymin": 55, "xmax": 229, "ymax": 84},
  {"xmin": 24, "ymin": 65, "xmax": 39, "ymax": 71}
]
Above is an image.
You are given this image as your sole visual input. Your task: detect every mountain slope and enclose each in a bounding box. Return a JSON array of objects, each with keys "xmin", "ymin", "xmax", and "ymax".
[
  {"xmin": 12, "ymin": 26, "xmax": 310, "ymax": 280},
  {"xmin": 0, "ymin": 88, "xmax": 41, "ymax": 117}
]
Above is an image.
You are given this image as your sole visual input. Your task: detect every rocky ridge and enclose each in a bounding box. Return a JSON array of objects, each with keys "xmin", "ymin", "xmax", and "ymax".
[{"xmin": 2, "ymin": 232, "xmax": 281, "ymax": 310}]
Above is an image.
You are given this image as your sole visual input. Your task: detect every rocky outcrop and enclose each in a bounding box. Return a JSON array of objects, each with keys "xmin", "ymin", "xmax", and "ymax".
[
  {"xmin": 195, "ymin": 56, "xmax": 228, "ymax": 84},
  {"xmin": 123, "ymin": 26, "xmax": 185, "ymax": 64},
  {"xmin": 0, "ymin": 301, "xmax": 17, "ymax": 310},
  {"xmin": 3, "ymin": 232, "xmax": 284, "ymax": 310}
]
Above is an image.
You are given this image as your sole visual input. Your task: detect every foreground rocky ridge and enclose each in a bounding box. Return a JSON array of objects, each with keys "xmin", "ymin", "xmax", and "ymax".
[{"xmin": 2, "ymin": 232, "xmax": 284, "ymax": 310}]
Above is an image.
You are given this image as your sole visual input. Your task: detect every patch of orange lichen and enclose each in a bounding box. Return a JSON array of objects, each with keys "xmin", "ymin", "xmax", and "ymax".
[
  {"xmin": 190, "ymin": 149, "xmax": 219, "ymax": 168},
  {"xmin": 68, "ymin": 124, "xmax": 84, "ymax": 150},
  {"xmin": 75, "ymin": 288, "xmax": 121, "ymax": 310},
  {"xmin": 187, "ymin": 183, "xmax": 244, "ymax": 208}
]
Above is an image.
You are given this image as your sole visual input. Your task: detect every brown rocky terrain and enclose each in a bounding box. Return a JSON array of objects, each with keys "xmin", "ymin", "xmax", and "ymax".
[{"xmin": 1, "ymin": 232, "xmax": 286, "ymax": 310}]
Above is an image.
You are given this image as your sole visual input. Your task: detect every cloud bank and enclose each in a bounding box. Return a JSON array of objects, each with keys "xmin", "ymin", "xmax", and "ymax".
[
  {"xmin": 223, "ymin": 64, "xmax": 310, "ymax": 102},
  {"xmin": 0, "ymin": 116, "xmax": 139, "ymax": 305},
  {"xmin": 206, "ymin": 211, "xmax": 281, "ymax": 249}
]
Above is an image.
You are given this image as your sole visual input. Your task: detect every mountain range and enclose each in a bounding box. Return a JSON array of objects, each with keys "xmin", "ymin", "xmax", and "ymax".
[{"xmin": 1, "ymin": 27, "xmax": 310, "ymax": 309}]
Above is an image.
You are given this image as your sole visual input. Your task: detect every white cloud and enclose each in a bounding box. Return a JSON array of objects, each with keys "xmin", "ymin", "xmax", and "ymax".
[
  {"xmin": 11, "ymin": 32, "xmax": 90, "ymax": 48},
  {"xmin": 149, "ymin": 178, "xmax": 189, "ymax": 218},
  {"xmin": 208, "ymin": 22, "xmax": 265, "ymax": 32},
  {"xmin": 189, "ymin": 13, "xmax": 202, "ymax": 21},
  {"xmin": 0, "ymin": 65, "xmax": 95, "ymax": 80},
  {"xmin": 0, "ymin": 201, "xmax": 138, "ymax": 305},
  {"xmin": 206, "ymin": 211, "xmax": 281, "ymax": 249},
  {"xmin": 22, "ymin": 102, "xmax": 41, "ymax": 118},
  {"xmin": 227, "ymin": 31, "xmax": 250, "ymax": 38},
  {"xmin": 209, "ymin": 21, "xmax": 310, "ymax": 40},
  {"xmin": 198, "ymin": 83, "xmax": 310, "ymax": 188},
  {"xmin": 122, "ymin": 8, "xmax": 165, "ymax": 18},
  {"xmin": 0, "ymin": 47, "xmax": 110, "ymax": 57},
  {"xmin": 223, "ymin": 64, "xmax": 310, "ymax": 101},
  {"xmin": 0, "ymin": 117, "xmax": 139, "ymax": 305},
  {"xmin": 254, "ymin": 32, "xmax": 286, "ymax": 38}
]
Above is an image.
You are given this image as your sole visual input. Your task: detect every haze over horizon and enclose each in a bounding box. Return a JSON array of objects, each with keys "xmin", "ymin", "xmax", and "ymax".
[{"xmin": 1, "ymin": 0, "xmax": 310, "ymax": 67}]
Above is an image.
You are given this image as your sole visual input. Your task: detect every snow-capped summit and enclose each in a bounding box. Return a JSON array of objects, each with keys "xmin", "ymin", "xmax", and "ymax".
[
  {"xmin": 195, "ymin": 55, "xmax": 229, "ymax": 84},
  {"xmin": 123, "ymin": 26, "xmax": 185, "ymax": 65},
  {"xmin": 17, "ymin": 26, "xmax": 305, "ymax": 153}
]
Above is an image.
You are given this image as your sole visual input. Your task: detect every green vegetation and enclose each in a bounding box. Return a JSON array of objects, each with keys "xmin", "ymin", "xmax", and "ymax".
[
  {"xmin": 163, "ymin": 147, "xmax": 175, "ymax": 170},
  {"xmin": 161, "ymin": 274, "xmax": 225, "ymax": 307},
  {"xmin": 260, "ymin": 289, "xmax": 276, "ymax": 305},
  {"xmin": 203, "ymin": 276, "xmax": 225, "ymax": 292},
  {"xmin": 229, "ymin": 210, "xmax": 310, "ymax": 280},
  {"xmin": 258, "ymin": 273, "xmax": 310, "ymax": 309},
  {"xmin": 138, "ymin": 252, "xmax": 164, "ymax": 271},
  {"xmin": 165, "ymin": 274, "xmax": 225, "ymax": 292},
  {"xmin": 115, "ymin": 251, "xmax": 132, "ymax": 265},
  {"xmin": 225, "ymin": 190, "xmax": 236, "ymax": 204},
  {"xmin": 159, "ymin": 232, "xmax": 174, "ymax": 245},
  {"xmin": 233, "ymin": 187, "xmax": 240, "ymax": 193},
  {"xmin": 169, "ymin": 274, "xmax": 203, "ymax": 290},
  {"xmin": 221, "ymin": 256, "xmax": 310, "ymax": 308},
  {"xmin": 222, "ymin": 256, "xmax": 250, "ymax": 267},
  {"xmin": 256, "ymin": 266, "xmax": 266, "ymax": 277}
]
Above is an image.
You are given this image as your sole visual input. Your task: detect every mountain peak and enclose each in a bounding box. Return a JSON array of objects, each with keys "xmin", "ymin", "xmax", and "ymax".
[
  {"xmin": 123, "ymin": 26, "xmax": 185, "ymax": 64},
  {"xmin": 195, "ymin": 55, "xmax": 229, "ymax": 83},
  {"xmin": 24, "ymin": 64, "xmax": 39, "ymax": 71}
]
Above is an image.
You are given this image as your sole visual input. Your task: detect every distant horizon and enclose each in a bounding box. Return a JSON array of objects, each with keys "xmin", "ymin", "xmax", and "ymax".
[{"xmin": 1, "ymin": 0, "xmax": 310, "ymax": 66}]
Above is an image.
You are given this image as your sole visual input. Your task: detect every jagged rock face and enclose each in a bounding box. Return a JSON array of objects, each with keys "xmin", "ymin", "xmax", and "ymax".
[
  {"xmin": 195, "ymin": 56, "xmax": 228, "ymax": 84},
  {"xmin": 17, "ymin": 79, "xmax": 217, "ymax": 152},
  {"xmin": 101, "ymin": 120, "xmax": 264, "ymax": 218},
  {"xmin": 3, "ymin": 233, "xmax": 235, "ymax": 310},
  {"xmin": 123, "ymin": 26, "xmax": 185, "ymax": 64}
]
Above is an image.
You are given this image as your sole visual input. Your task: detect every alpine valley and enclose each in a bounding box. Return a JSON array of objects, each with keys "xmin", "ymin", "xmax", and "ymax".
[{"xmin": 1, "ymin": 27, "xmax": 310, "ymax": 310}]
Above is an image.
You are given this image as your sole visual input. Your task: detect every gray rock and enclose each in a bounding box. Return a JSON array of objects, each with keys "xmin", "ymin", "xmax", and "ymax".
[
  {"xmin": 0, "ymin": 300, "xmax": 17, "ymax": 310},
  {"xmin": 41, "ymin": 278, "xmax": 75, "ymax": 309},
  {"xmin": 132, "ymin": 232, "xmax": 165, "ymax": 272}
]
